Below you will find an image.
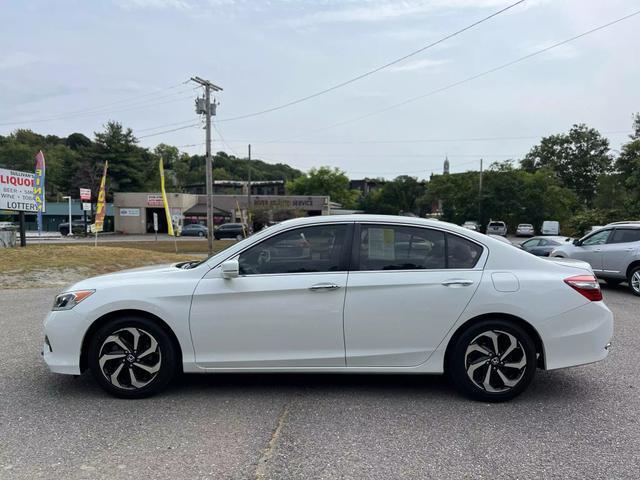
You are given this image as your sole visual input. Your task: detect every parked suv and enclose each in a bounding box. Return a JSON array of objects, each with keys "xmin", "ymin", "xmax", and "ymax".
[
  {"xmin": 214, "ymin": 223, "xmax": 248, "ymax": 240},
  {"xmin": 486, "ymin": 221, "xmax": 507, "ymax": 236},
  {"xmin": 550, "ymin": 223, "xmax": 640, "ymax": 295}
]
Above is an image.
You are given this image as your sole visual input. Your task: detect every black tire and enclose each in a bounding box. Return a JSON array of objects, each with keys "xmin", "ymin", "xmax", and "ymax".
[
  {"xmin": 604, "ymin": 278, "xmax": 622, "ymax": 287},
  {"xmin": 447, "ymin": 319, "xmax": 537, "ymax": 402},
  {"xmin": 87, "ymin": 316, "xmax": 178, "ymax": 399},
  {"xmin": 628, "ymin": 266, "xmax": 640, "ymax": 296}
]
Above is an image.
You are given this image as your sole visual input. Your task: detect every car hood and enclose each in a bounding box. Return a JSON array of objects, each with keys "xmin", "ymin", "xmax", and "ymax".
[{"xmin": 65, "ymin": 263, "xmax": 186, "ymax": 291}]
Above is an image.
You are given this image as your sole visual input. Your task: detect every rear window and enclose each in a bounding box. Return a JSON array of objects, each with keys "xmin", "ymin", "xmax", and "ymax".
[{"xmin": 489, "ymin": 222, "xmax": 505, "ymax": 227}]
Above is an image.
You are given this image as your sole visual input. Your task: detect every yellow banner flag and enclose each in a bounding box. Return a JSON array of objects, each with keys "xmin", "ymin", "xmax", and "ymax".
[
  {"xmin": 159, "ymin": 158, "xmax": 175, "ymax": 236},
  {"xmin": 94, "ymin": 161, "xmax": 108, "ymax": 233}
]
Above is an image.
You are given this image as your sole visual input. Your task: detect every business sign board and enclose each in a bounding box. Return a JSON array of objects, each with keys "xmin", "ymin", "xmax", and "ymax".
[
  {"xmin": 80, "ymin": 188, "xmax": 91, "ymax": 201},
  {"xmin": 119, "ymin": 208, "xmax": 140, "ymax": 217},
  {"xmin": 147, "ymin": 194, "xmax": 164, "ymax": 207},
  {"xmin": 0, "ymin": 168, "xmax": 38, "ymax": 212}
]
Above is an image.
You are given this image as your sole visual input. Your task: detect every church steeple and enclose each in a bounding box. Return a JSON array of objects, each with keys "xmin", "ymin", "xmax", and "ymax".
[{"xmin": 443, "ymin": 155, "xmax": 450, "ymax": 175}]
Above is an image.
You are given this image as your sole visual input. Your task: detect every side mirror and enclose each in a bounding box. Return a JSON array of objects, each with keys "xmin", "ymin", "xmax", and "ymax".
[
  {"xmin": 572, "ymin": 238, "xmax": 580, "ymax": 246},
  {"xmin": 220, "ymin": 259, "xmax": 239, "ymax": 279}
]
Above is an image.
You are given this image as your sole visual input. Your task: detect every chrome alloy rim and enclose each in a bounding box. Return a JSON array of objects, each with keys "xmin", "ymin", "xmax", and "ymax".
[
  {"xmin": 98, "ymin": 328, "xmax": 161, "ymax": 390},
  {"xmin": 632, "ymin": 272, "xmax": 640, "ymax": 292},
  {"xmin": 464, "ymin": 330, "xmax": 527, "ymax": 393}
]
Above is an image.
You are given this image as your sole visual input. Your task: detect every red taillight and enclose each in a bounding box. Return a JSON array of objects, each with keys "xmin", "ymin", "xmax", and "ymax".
[{"xmin": 564, "ymin": 275, "xmax": 603, "ymax": 301}]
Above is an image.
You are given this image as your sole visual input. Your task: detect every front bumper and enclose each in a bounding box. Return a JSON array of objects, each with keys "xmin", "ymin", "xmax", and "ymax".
[
  {"xmin": 42, "ymin": 309, "xmax": 85, "ymax": 375},
  {"xmin": 539, "ymin": 300, "xmax": 613, "ymax": 370}
]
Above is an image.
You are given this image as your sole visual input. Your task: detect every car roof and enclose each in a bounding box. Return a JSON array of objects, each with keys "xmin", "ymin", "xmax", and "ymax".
[{"xmin": 604, "ymin": 221, "xmax": 640, "ymax": 228}]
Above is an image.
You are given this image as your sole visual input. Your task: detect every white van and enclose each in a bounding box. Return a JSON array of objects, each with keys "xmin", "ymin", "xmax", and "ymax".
[{"xmin": 541, "ymin": 220, "xmax": 560, "ymax": 235}]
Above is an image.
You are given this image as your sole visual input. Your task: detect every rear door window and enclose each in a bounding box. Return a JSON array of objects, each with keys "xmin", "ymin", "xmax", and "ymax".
[
  {"xmin": 610, "ymin": 228, "xmax": 640, "ymax": 244},
  {"xmin": 357, "ymin": 225, "xmax": 483, "ymax": 271}
]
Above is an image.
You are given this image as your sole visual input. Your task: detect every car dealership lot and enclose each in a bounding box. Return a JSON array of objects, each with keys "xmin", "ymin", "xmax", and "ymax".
[{"xmin": 1, "ymin": 287, "xmax": 639, "ymax": 479}]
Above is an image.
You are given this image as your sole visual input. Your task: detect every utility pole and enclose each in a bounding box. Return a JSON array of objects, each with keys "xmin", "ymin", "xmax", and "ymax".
[
  {"xmin": 247, "ymin": 144, "xmax": 251, "ymax": 226},
  {"xmin": 478, "ymin": 158, "xmax": 484, "ymax": 229},
  {"xmin": 191, "ymin": 76, "xmax": 223, "ymax": 255}
]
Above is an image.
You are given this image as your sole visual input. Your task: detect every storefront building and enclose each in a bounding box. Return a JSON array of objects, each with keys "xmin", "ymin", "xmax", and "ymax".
[{"xmin": 113, "ymin": 192, "xmax": 330, "ymax": 234}]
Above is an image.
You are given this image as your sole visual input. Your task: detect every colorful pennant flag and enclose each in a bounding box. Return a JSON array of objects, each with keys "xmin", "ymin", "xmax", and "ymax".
[
  {"xmin": 33, "ymin": 151, "xmax": 46, "ymax": 234},
  {"xmin": 159, "ymin": 158, "xmax": 175, "ymax": 236}
]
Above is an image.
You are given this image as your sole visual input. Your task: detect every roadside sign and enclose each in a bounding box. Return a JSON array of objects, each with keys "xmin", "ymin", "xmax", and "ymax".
[
  {"xmin": 147, "ymin": 194, "xmax": 163, "ymax": 207},
  {"xmin": 82, "ymin": 202, "xmax": 91, "ymax": 211},
  {"xmin": 0, "ymin": 168, "xmax": 38, "ymax": 212},
  {"xmin": 90, "ymin": 224, "xmax": 97, "ymax": 233},
  {"xmin": 153, "ymin": 212, "xmax": 158, "ymax": 232},
  {"xmin": 120, "ymin": 208, "xmax": 140, "ymax": 217},
  {"xmin": 79, "ymin": 188, "xmax": 91, "ymax": 201}
]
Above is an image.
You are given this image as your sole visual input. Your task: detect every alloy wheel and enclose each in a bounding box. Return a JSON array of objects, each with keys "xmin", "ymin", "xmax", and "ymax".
[
  {"xmin": 631, "ymin": 271, "xmax": 640, "ymax": 293},
  {"xmin": 464, "ymin": 329, "xmax": 527, "ymax": 393},
  {"xmin": 98, "ymin": 327, "xmax": 162, "ymax": 390}
]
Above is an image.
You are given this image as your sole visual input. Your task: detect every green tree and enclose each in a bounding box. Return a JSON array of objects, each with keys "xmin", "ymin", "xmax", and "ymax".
[
  {"xmin": 360, "ymin": 176, "xmax": 425, "ymax": 215},
  {"xmin": 615, "ymin": 114, "xmax": 640, "ymax": 214},
  {"xmin": 521, "ymin": 124, "xmax": 612, "ymax": 206},
  {"xmin": 287, "ymin": 166, "xmax": 359, "ymax": 208}
]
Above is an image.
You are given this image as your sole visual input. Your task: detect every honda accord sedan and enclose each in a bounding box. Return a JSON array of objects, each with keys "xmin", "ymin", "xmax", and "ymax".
[{"xmin": 43, "ymin": 215, "xmax": 613, "ymax": 402}]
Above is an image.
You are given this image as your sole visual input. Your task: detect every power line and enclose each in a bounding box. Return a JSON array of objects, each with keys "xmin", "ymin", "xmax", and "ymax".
[
  {"xmin": 215, "ymin": 0, "xmax": 526, "ymax": 123},
  {"xmin": 273, "ymin": 9, "xmax": 640, "ymax": 141},
  {"xmin": 137, "ymin": 122, "xmax": 201, "ymax": 139},
  {"xmin": 218, "ymin": 130, "xmax": 631, "ymax": 145},
  {"xmin": 0, "ymin": 82, "xmax": 194, "ymax": 127}
]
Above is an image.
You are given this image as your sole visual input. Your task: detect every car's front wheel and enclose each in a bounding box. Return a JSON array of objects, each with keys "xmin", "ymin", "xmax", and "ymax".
[
  {"xmin": 87, "ymin": 316, "xmax": 178, "ymax": 398},
  {"xmin": 628, "ymin": 267, "xmax": 640, "ymax": 296},
  {"xmin": 448, "ymin": 320, "xmax": 537, "ymax": 402}
]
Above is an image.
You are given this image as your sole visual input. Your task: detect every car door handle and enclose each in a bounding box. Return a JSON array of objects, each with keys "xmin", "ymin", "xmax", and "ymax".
[
  {"xmin": 441, "ymin": 279, "xmax": 475, "ymax": 287},
  {"xmin": 309, "ymin": 283, "xmax": 341, "ymax": 291}
]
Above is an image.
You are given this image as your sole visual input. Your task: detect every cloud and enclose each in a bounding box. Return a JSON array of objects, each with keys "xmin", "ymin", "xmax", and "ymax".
[
  {"xmin": 388, "ymin": 58, "xmax": 451, "ymax": 72},
  {"xmin": 0, "ymin": 52, "xmax": 39, "ymax": 70},
  {"xmin": 115, "ymin": 0, "xmax": 192, "ymax": 10},
  {"xmin": 285, "ymin": 0, "xmax": 528, "ymax": 28}
]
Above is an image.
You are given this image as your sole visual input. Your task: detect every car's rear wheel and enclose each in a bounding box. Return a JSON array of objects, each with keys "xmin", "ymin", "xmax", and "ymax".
[
  {"xmin": 88, "ymin": 316, "xmax": 178, "ymax": 398},
  {"xmin": 448, "ymin": 320, "xmax": 537, "ymax": 402},
  {"xmin": 628, "ymin": 267, "xmax": 640, "ymax": 296}
]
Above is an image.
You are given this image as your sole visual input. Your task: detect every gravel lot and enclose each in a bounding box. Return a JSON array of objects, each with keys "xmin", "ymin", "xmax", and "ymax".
[{"xmin": 1, "ymin": 286, "xmax": 639, "ymax": 479}]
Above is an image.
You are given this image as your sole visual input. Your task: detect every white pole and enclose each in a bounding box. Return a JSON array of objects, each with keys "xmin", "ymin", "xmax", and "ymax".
[{"xmin": 63, "ymin": 196, "xmax": 72, "ymax": 236}]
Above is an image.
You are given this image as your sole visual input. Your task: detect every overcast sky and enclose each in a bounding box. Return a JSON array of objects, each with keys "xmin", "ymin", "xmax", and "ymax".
[{"xmin": 1, "ymin": 0, "xmax": 639, "ymax": 179}]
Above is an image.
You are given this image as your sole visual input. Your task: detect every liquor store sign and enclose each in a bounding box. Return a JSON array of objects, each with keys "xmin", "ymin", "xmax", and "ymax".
[{"xmin": 0, "ymin": 168, "xmax": 38, "ymax": 212}]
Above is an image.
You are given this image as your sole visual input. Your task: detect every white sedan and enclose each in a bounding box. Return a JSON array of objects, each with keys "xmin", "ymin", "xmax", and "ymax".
[{"xmin": 43, "ymin": 215, "xmax": 613, "ymax": 402}]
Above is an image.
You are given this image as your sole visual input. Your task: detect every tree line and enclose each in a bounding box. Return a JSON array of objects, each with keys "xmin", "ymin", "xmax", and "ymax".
[
  {"xmin": 0, "ymin": 121, "xmax": 302, "ymax": 202},
  {"xmin": 2, "ymin": 115, "xmax": 639, "ymax": 236},
  {"xmin": 289, "ymin": 115, "xmax": 640, "ymax": 236}
]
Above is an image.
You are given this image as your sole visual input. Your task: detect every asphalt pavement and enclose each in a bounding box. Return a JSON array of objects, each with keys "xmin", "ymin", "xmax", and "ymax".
[{"xmin": 1, "ymin": 286, "xmax": 639, "ymax": 479}]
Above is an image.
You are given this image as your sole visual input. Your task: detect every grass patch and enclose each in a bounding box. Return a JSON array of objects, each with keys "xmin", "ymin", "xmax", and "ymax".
[{"xmin": 0, "ymin": 244, "xmax": 213, "ymax": 289}]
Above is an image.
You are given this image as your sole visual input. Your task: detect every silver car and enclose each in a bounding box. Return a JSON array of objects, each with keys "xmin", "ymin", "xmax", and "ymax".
[
  {"xmin": 516, "ymin": 223, "xmax": 535, "ymax": 237},
  {"xmin": 486, "ymin": 221, "xmax": 507, "ymax": 236},
  {"xmin": 550, "ymin": 223, "xmax": 640, "ymax": 295}
]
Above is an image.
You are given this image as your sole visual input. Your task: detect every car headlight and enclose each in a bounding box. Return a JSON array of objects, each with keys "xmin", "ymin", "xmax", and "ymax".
[{"xmin": 52, "ymin": 290, "xmax": 95, "ymax": 311}]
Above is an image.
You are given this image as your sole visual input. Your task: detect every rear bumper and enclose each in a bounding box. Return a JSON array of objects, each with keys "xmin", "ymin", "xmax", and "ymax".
[{"xmin": 539, "ymin": 301, "xmax": 613, "ymax": 370}]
